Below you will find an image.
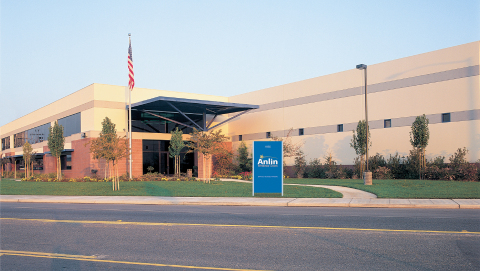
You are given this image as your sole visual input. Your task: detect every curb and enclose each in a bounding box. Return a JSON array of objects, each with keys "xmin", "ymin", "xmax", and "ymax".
[{"xmin": 1, "ymin": 196, "xmax": 479, "ymax": 208}]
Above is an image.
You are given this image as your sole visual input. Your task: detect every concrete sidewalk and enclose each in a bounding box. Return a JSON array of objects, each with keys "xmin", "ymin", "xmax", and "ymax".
[
  {"xmin": 222, "ymin": 179, "xmax": 377, "ymax": 198},
  {"xmin": 1, "ymin": 195, "xmax": 479, "ymax": 208}
]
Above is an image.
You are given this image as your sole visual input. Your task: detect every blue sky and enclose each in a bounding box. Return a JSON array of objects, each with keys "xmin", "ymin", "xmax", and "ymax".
[{"xmin": 1, "ymin": 0, "xmax": 479, "ymax": 127}]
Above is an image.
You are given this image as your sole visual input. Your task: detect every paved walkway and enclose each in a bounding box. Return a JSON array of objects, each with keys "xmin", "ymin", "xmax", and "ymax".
[{"xmin": 221, "ymin": 179, "xmax": 377, "ymax": 198}]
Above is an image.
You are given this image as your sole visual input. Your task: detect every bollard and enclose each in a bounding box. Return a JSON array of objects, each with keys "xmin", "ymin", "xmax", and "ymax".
[{"xmin": 363, "ymin": 171, "xmax": 372, "ymax": 185}]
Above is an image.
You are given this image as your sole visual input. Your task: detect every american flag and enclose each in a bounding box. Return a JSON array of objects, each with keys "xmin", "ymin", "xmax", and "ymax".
[{"xmin": 128, "ymin": 38, "xmax": 135, "ymax": 91}]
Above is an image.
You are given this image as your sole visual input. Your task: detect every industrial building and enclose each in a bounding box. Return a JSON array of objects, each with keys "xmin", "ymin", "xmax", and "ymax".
[{"xmin": 1, "ymin": 41, "xmax": 479, "ymax": 178}]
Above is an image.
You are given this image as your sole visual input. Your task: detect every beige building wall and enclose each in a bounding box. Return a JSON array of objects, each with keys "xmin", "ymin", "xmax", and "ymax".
[
  {"xmin": 1, "ymin": 83, "xmax": 229, "ymax": 155},
  {"xmin": 228, "ymin": 41, "xmax": 480, "ymax": 164},
  {"xmin": 2, "ymin": 41, "xmax": 479, "ymax": 166}
]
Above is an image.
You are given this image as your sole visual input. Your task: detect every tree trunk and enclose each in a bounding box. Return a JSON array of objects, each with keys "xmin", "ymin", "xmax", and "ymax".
[
  {"xmin": 422, "ymin": 148, "xmax": 426, "ymax": 180},
  {"xmin": 206, "ymin": 155, "xmax": 211, "ymax": 183},
  {"xmin": 112, "ymin": 161, "xmax": 115, "ymax": 191},
  {"xmin": 116, "ymin": 164, "xmax": 119, "ymax": 191},
  {"xmin": 360, "ymin": 155, "xmax": 365, "ymax": 176},
  {"xmin": 418, "ymin": 148, "xmax": 422, "ymax": 180},
  {"xmin": 57, "ymin": 156, "xmax": 62, "ymax": 181},
  {"xmin": 176, "ymin": 155, "xmax": 180, "ymax": 177}
]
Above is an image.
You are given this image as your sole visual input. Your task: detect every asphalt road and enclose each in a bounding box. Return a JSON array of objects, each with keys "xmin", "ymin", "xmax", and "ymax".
[{"xmin": 1, "ymin": 203, "xmax": 479, "ymax": 271}]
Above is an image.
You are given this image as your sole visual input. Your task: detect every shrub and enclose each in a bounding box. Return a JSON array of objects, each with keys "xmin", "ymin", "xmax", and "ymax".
[
  {"xmin": 404, "ymin": 149, "xmax": 421, "ymax": 179},
  {"xmin": 373, "ymin": 166, "xmax": 393, "ymax": 179},
  {"xmin": 236, "ymin": 141, "xmax": 252, "ymax": 173},
  {"xmin": 323, "ymin": 153, "xmax": 346, "ymax": 179},
  {"xmin": 306, "ymin": 158, "xmax": 324, "ymax": 178},
  {"xmin": 448, "ymin": 147, "xmax": 477, "ymax": 181},
  {"xmin": 429, "ymin": 156, "xmax": 446, "ymax": 168},
  {"xmin": 387, "ymin": 152, "xmax": 406, "ymax": 179},
  {"xmin": 239, "ymin": 172, "xmax": 252, "ymax": 181},
  {"xmin": 294, "ymin": 151, "xmax": 307, "ymax": 178},
  {"xmin": 344, "ymin": 168, "xmax": 354, "ymax": 179},
  {"xmin": 213, "ymin": 152, "xmax": 236, "ymax": 176},
  {"xmin": 368, "ymin": 153, "xmax": 387, "ymax": 172}
]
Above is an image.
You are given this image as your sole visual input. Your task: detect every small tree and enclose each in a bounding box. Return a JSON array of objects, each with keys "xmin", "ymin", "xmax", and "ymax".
[
  {"xmin": 350, "ymin": 120, "xmax": 371, "ymax": 174},
  {"xmin": 271, "ymin": 128, "xmax": 303, "ymax": 159},
  {"xmin": 271, "ymin": 128, "xmax": 304, "ymax": 175},
  {"xmin": 294, "ymin": 150, "xmax": 307, "ymax": 178},
  {"xmin": 23, "ymin": 142, "xmax": 33, "ymax": 178},
  {"xmin": 410, "ymin": 114, "xmax": 429, "ymax": 179},
  {"xmin": 0, "ymin": 153, "xmax": 6, "ymax": 180},
  {"xmin": 48, "ymin": 121, "xmax": 65, "ymax": 181},
  {"xmin": 186, "ymin": 129, "xmax": 229, "ymax": 183},
  {"xmin": 168, "ymin": 128, "xmax": 185, "ymax": 177},
  {"xmin": 236, "ymin": 141, "xmax": 252, "ymax": 173},
  {"xmin": 88, "ymin": 117, "xmax": 129, "ymax": 190}
]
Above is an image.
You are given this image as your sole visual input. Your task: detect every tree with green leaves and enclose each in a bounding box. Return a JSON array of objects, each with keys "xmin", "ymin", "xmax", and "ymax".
[
  {"xmin": 88, "ymin": 117, "xmax": 129, "ymax": 190},
  {"xmin": 169, "ymin": 127, "xmax": 185, "ymax": 177},
  {"xmin": 236, "ymin": 141, "xmax": 252, "ymax": 173},
  {"xmin": 294, "ymin": 150, "xmax": 307, "ymax": 178},
  {"xmin": 48, "ymin": 121, "xmax": 65, "ymax": 181},
  {"xmin": 410, "ymin": 114, "xmax": 429, "ymax": 179},
  {"xmin": 350, "ymin": 120, "xmax": 371, "ymax": 175},
  {"xmin": 186, "ymin": 129, "xmax": 229, "ymax": 183}
]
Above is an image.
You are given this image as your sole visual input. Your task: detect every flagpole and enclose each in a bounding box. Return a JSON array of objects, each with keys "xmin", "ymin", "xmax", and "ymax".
[{"xmin": 128, "ymin": 33, "xmax": 133, "ymax": 180}]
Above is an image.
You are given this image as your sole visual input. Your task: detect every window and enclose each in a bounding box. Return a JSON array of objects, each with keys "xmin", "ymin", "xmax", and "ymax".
[
  {"xmin": 384, "ymin": 119, "xmax": 391, "ymax": 128},
  {"xmin": 61, "ymin": 154, "xmax": 72, "ymax": 170},
  {"xmin": 442, "ymin": 113, "xmax": 451, "ymax": 123},
  {"xmin": 337, "ymin": 124, "xmax": 343, "ymax": 132},
  {"xmin": 266, "ymin": 132, "xmax": 271, "ymax": 138},
  {"xmin": 14, "ymin": 131, "xmax": 27, "ymax": 148},
  {"xmin": 299, "ymin": 128, "xmax": 304, "ymax": 136},
  {"xmin": 33, "ymin": 155, "xmax": 44, "ymax": 170},
  {"xmin": 239, "ymin": 135, "xmax": 243, "ymax": 141},
  {"xmin": 1, "ymin": 136, "xmax": 10, "ymax": 151},
  {"xmin": 27, "ymin": 123, "xmax": 50, "ymax": 144},
  {"xmin": 142, "ymin": 139, "xmax": 193, "ymax": 175},
  {"xmin": 58, "ymin": 113, "xmax": 81, "ymax": 137}
]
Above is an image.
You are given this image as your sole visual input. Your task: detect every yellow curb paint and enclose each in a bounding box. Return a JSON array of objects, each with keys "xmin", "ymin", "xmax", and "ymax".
[
  {"xmin": 2, "ymin": 217, "xmax": 479, "ymax": 235},
  {"xmin": 0, "ymin": 250, "xmax": 269, "ymax": 271}
]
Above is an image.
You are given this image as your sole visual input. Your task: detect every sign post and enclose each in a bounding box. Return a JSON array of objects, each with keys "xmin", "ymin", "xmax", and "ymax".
[{"xmin": 253, "ymin": 141, "xmax": 283, "ymax": 196}]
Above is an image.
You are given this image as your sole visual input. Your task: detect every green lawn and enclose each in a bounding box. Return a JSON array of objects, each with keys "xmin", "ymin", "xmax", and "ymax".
[
  {"xmin": 284, "ymin": 178, "xmax": 480, "ymax": 199},
  {"xmin": 0, "ymin": 179, "xmax": 341, "ymax": 198},
  {"xmin": 2, "ymin": 178, "xmax": 478, "ymax": 199}
]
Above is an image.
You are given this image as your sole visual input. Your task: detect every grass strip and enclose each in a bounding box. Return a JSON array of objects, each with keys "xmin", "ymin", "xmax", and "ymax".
[
  {"xmin": 0, "ymin": 179, "xmax": 341, "ymax": 198},
  {"xmin": 284, "ymin": 178, "xmax": 480, "ymax": 199}
]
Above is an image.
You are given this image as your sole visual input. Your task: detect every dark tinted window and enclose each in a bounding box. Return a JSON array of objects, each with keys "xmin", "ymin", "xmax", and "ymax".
[
  {"xmin": 58, "ymin": 113, "xmax": 81, "ymax": 137},
  {"xmin": 442, "ymin": 113, "xmax": 451, "ymax": 123},
  {"xmin": 337, "ymin": 124, "xmax": 343, "ymax": 132}
]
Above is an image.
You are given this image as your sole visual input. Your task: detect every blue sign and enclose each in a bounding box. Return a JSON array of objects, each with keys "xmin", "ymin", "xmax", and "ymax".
[{"xmin": 253, "ymin": 141, "xmax": 283, "ymax": 195}]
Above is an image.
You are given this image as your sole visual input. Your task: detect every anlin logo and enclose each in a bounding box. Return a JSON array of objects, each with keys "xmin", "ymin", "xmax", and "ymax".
[{"xmin": 257, "ymin": 155, "xmax": 278, "ymax": 165}]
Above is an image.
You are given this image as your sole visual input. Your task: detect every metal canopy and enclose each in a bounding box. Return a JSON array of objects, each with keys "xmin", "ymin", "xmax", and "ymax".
[{"xmin": 129, "ymin": 96, "xmax": 258, "ymax": 131}]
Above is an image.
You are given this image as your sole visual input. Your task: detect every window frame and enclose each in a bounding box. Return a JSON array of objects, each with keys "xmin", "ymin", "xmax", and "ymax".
[
  {"xmin": 337, "ymin": 124, "xmax": 343, "ymax": 132},
  {"xmin": 384, "ymin": 119, "xmax": 392, "ymax": 128},
  {"xmin": 442, "ymin": 113, "xmax": 451, "ymax": 123}
]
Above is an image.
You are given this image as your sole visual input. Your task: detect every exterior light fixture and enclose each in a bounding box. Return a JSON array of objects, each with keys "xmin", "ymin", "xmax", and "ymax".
[{"xmin": 356, "ymin": 64, "xmax": 371, "ymax": 185}]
